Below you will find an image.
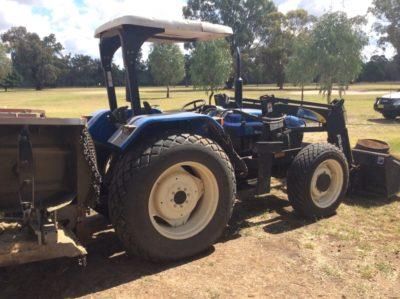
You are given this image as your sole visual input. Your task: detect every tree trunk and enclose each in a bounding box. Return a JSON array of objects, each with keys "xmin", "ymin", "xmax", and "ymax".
[
  {"xmin": 167, "ymin": 85, "xmax": 170, "ymax": 98},
  {"xmin": 277, "ymin": 80, "xmax": 284, "ymax": 90},
  {"xmin": 301, "ymin": 84, "xmax": 304, "ymax": 102},
  {"xmin": 327, "ymin": 89, "xmax": 332, "ymax": 104}
]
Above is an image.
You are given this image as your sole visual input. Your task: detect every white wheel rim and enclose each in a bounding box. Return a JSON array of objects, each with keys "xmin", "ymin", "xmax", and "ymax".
[
  {"xmin": 148, "ymin": 161, "xmax": 219, "ymax": 240},
  {"xmin": 310, "ymin": 159, "xmax": 343, "ymax": 209}
]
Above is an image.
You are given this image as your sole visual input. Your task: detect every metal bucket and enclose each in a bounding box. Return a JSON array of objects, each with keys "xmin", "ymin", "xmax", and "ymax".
[{"xmin": 351, "ymin": 145, "xmax": 400, "ymax": 198}]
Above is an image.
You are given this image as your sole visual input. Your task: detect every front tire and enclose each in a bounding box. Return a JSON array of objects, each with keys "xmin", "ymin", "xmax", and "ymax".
[
  {"xmin": 287, "ymin": 143, "xmax": 349, "ymax": 219},
  {"xmin": 383, "ymin": 112, "xmax": 398, "ymax": 120},
  {"xmin": 108, "ymin": 134, "xmax": 236, "ymax": 262}
]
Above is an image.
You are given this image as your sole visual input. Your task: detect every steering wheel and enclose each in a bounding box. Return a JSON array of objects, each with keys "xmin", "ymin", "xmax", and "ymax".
[{"xmin": 181, "ymin": 99, "xmax": 206, "ymax": 112}]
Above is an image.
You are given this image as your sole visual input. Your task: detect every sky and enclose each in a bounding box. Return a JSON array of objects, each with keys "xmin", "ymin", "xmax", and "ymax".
[{"xmin": 0, "ymin": 0, "xmax": 395, "ymax": 66}]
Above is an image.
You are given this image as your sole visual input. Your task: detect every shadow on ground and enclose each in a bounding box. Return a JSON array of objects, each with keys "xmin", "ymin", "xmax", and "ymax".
[
  {"xmin": 1, "ymin": 190, "xmax": 396, "ymax": 298},
  {"xmin": 0, "ymin": 215, "xmax": 215, "ymax": 298},
  {"xmin": 223, "ymin": 191, "xmax": 313, "ymax": 241},
  {"xmin": 367, "ymin": 118, "xmax": 400, "ymax": 124},
  {"xmin": 0, "ymin": 191, "xmax": 309, "ymax": 298},
  {"xmin": 345, "ymin": 193, "xmax": 400, "ymax": 208}
]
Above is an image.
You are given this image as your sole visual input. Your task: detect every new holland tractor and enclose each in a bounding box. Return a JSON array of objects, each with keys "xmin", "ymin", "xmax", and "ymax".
[{"xmin": 1, "ymin": 15, "xmax": 399, "ymax": 266}]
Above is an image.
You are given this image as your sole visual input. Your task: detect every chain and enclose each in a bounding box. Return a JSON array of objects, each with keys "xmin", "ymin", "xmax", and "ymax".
[{"xmin": 79, "ymin": 127, "xmax": 102, "ymax": 205}]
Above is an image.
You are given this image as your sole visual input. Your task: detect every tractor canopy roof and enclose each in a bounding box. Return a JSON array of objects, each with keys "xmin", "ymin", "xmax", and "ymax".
[
  {"xmin": 95, "ymin": 15, "xmax": 233, "ymax": 42},
  {"xmin": 95, "ymin": 15, "xmax": 233, "ymax": 115}
]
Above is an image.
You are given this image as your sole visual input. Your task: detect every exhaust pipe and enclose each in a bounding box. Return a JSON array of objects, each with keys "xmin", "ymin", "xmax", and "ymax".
[{"xmin": 235, "ymin": 47, "xmax": 243, "ymax": 108}]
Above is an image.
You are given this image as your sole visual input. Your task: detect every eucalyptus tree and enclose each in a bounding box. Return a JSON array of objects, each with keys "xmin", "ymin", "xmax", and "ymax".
[
  {"xmin": 148, "ymin": 43, "xmax": 185, "ymax": 98},
  {"xmin": 310, "ymin": 12, "xmax": 367, "ymax": 102},
  {"xmin": 286, "ymin": 34, "xmax": 315, "ymax": 101},
  {"xmin": 190, "ymin": 39, "xmax": 232, "ymax": 102},
  {"xmin": 370, "ymin": 0, "xmax": 400, "ymax": 56},
  {"xmin": 1, "ymin": 27, "xmax": 63, "ymax": 90},
  {"xmin": 0, "ymin": 43, "xmax": 11, "ymax": 87}
]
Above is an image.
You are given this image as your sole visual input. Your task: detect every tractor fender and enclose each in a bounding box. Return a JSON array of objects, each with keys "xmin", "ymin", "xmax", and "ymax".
[
  {"xmin": 108, "ymin": 112, "xmax": 248, "ymax": 177},
  {"xmin": 87, "ymin": 109, "xmax": 116, "ymax": 145}
]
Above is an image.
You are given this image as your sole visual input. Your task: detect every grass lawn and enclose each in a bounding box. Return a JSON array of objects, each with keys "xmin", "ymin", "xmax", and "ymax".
[{"xmin": 1, "ymin": 82, "xmax": 399, "ymax": 153}]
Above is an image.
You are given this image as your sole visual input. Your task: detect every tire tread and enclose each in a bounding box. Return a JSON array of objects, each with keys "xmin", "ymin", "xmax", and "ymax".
[
  {"xmin": 287, "ymin": 143, "xmax": 348, "ymax": 219},
  {"xmin": 108, "ymin": 133, "xmax": 235, "ymax": 262}
]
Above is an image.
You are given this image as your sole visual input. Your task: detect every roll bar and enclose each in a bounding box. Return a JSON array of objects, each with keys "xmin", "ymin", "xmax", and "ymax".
[{"xmin": 99, "ymin": 25, "xmax": 163, "ymax": 115}]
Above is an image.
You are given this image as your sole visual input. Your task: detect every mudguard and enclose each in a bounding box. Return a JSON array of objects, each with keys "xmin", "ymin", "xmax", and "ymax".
[
  {"xmin": 108, "ymin": 112, "xmax": 216, "ymax": 149},
  {"xmin": 87, "ymin": 110, "xmax": 115, "ymax": 145},
  {"xmin": 87, "ymin": 110, "xmax": 247, "ymax": 175}
]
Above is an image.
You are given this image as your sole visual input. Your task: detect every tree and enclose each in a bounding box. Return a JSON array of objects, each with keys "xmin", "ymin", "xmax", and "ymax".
[
  {"xmin": 259, "ymin": 12, "xmax": 292, "ymax": 89},
  {"xmin": 184, "ymin": 54, "xmax": 192, "ymax": 87},
  {"xmin": 1, "ymin": 27, "xmax": 63, "ymax": 90},
  {"xmin": 255, "ymin": 9, "xmax": 315, "ymax": 89},
  {"xmin": 370, "ymin": 0, "xmax": 400, "ymax": 56},
  {"xmin": 1, "ymin": 70, "xmax": 22, "ymax": 91},
  {"xmin": 286, "ymin": 34, "xmax": 315, "ymax": 101},
  {"xmin": 358, "ymin": 55, "xmax": 389, "ymax": 82},
  {"xmin": 148, "ymin": 43, "xmax": 185, "ymax": 98},
  {"xmin": 183, "ymin": 0, "xmax": 277, "ymax": 54},
  {"xmin": 190, "ymin": 40, "xmax": 232, "ymax": 102},
  {"xmin": 286, "ymin": 9, "xmax": 316, "ymax": 36},
  {"xmin": 358, "ymin": 54, "xmax": 400, "ymax": 82},
  {"xmin": 310, "ymin": 12, "xmax": 367, "ymax": 102},
  {"xmin": 67, "ymin": 55, "xmax": 102, "ymax": 87},
  {"xmin": 241, "ymin": 48, "xmax": 264, "ymax": 85},
  {"xmin": 0, "ymin": 43, "xmax": 11, "ymax": 88}
]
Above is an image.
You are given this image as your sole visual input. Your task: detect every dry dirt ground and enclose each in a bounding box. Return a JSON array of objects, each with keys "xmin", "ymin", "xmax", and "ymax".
[{"xmin": 0, "ymin": 186, "xmax": 399, "ymax": 299}]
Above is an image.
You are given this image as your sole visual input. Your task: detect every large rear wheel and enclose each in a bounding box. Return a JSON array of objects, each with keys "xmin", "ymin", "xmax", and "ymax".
[
  {"xmin": 108, "ymin": 134, "xmax": 236, "ymax": 261},
  {"xmin": 287, "ymin": 143, "xmax": 349, "ymax": 219}
]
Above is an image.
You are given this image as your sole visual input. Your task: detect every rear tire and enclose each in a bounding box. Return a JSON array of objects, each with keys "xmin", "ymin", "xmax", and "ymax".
[
  {"xmin": 108, "ymin": 133, "xmax": 236, "ymax": 262},
  {"xmin": 287, "ymin": 143, "xmax": 349, "ymax": 219},
  {"xmin": 383, "ymin": 112, "xmax": 398, "ymax": 120}
]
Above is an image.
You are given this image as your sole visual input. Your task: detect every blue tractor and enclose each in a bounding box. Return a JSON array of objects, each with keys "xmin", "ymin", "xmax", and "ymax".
[
  {"xmin": 1, "ymin": 15, "xmax": 399, "ymax": 266},
  {"xmin": 87, "ymin": 15, "xmax": 354, "ymax": 262}
]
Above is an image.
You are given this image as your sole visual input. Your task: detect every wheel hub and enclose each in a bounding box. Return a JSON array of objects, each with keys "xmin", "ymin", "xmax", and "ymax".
[
  {"xmin": 174, "ymin": 191, "xmax": 187, "ymax": 205},
  {"xmin": 151, "ymin": 168, "xmax": 204, "ymax": 227},
  {"xmin": 316, "ymin": 173, "xmax": 331, "ymax": 192},
  {"xmin": 148, "ymin": 162, "xmax": 219, "ymax": 240},
  {"xmin": 310, "ymin": 159, "xmax": 344, "ymax": 209}
]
